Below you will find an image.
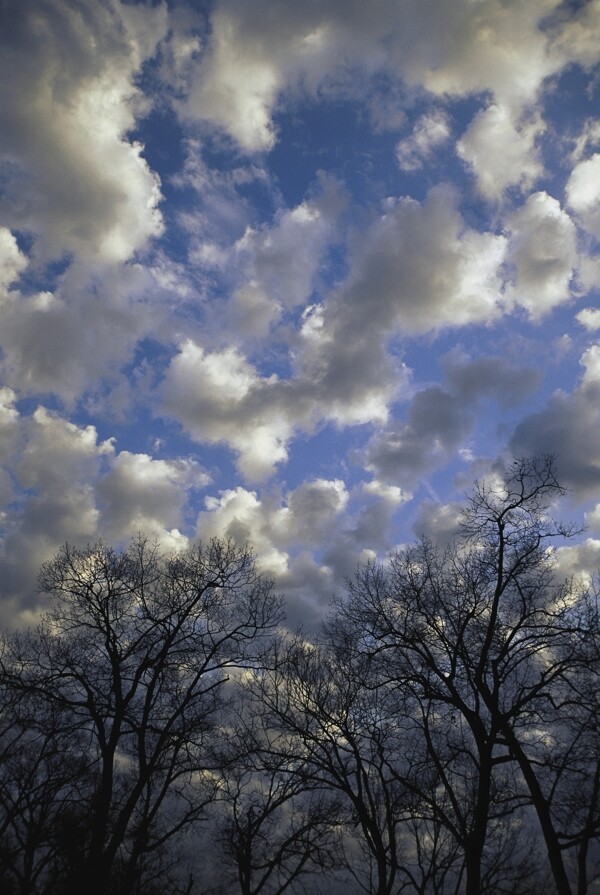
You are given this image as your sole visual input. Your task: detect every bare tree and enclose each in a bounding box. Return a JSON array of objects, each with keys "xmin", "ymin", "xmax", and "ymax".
[
  {"xmin": 215, "ymin": 715, "xmax": 342, "ymax": 895},
  {"xmin": 1, "ymin": 537, "xmax": 282, "ymax": 895},
  {"xmin": 250, "ymin": 635, "xmax": 447, "ymax": 895},
  {"xmin": 330, "ymin": 457, "xmax": 598, "ymax": 895}
]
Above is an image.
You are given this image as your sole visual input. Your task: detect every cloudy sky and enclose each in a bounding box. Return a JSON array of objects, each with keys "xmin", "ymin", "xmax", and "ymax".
[{"xmin": 1, "ymin": 0, "xmax": 600, "ymax": 627}]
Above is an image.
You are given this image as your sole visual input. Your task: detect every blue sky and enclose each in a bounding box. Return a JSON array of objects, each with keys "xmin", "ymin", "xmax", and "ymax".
[{"xmin": 1, "ymin": 0, "xmax": 600, "ymax": 627}]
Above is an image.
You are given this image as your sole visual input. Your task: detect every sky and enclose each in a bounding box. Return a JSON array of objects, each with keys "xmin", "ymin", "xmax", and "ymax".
[{"xmin": 1, "ymin": 0, "xmax": 600, "ymax": 629}]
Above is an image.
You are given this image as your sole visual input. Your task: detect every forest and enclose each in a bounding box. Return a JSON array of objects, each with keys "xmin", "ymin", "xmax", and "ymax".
[{"xmin": 1, "ymin": 458, "xmax": 599, "ymax": 895}]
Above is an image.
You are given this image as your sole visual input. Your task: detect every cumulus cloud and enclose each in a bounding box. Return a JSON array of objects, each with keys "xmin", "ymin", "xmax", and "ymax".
[
  {"xmin": 2, "ymin": 0, "xmax": 599, "ymax": 630},
  {"xmin": 457, "ymin": 105, "xmax": 544, "ymax": 200},
  {"xmin": 0, "ymin": 406, "xmax": 212, "ymax": 623},
  {"xmin": 235, "ymin": 178, "xmax": 344, "ymax": 309},
  {"xmin": 225, "ymin": 175, "xmax": 345, "ymax": 339},
  {"xmin": 0, "ymin": 408, "xmax": 111, "ymax": 623},
  {"xmin": 362, "ymin": 352, "xmax": 541, "ymax": 490},
  {"xmin": 396, "ymin": 109, "xmax": 451, "ymax": 172},
  {"xmin": 327, "ymin": 185, "xmax": 507, "ymax": 337},
  {"xmin": 196, "ymin": 477, "xmax": 349, "ymax": 575},
  {"xmin": 509, "ymin": 344, "xmax": 600, "ymax": 500},
  {"xmin": 163, "ymin": 186, "xmax": 509, "ymax": 481},
  {"xmin": 553, "ymin": 539, "xmax": 600, "ymax": 586},
  {"xmin": 0, "ymin": 229, "xmax": 27, "ymax": 290},
  {"xmin": 161, "ymin": 341, "xmax": 293, "ymax": 481},
  {"xmin": 173, "ymin": 0, "xmax": 571, "ymax": 153},
  {"xmin": 0, "ymin": 258, "xmax": 167, "ymax": 403},
  {"xmin": 0, "ymin": 0, "xmax": 166, "ymax": 263},
  {"xmin": 97, "ymin": 451, "xmax": 209, "ymax": 548},
  {"xmin": 363, "ymin": 388, "xmax": 474, "ymax": 488},
  {"xmin": 195, "ymin": 474, "xmax": 403, "ymax": 625},
  {"xmin": 412, "ymin": 499, "xmax": 464, "ymax": 546},
  {"xmin": 566, "ymin": 153, "xmax": 600, "ymax": 240},
  {"xmin": 442, "ymin": 351, "xmax": 541, "ymax": 408},
  {"xmin": 504, "ymin": 192, "xmax": 578, "ymax": 316},
  {"xmin": 577, "ymin": 307, "xmax": 600, "ymax": 331}
]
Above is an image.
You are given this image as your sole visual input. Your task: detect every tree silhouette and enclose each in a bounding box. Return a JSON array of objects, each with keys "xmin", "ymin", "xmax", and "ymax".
[{"xmin": 1, "ymin": 538, "xmax": 281, "ymax": 895}]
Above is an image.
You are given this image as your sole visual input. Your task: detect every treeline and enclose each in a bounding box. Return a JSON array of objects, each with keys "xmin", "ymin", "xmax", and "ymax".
[{"xmin": 1, "ymin": 458, "xmax": 599, "ymax": 895}]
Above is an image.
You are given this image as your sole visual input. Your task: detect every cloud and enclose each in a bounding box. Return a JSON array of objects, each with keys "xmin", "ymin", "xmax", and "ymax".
[
  {"xmin": 363, "ymin": 387, "xmax": 474, "ymax": 488},
  {"xmin": 171, "ymin": 0, "xmax": 572, "ymax": 154},
  {"xmin": 412, "ymin": 499, "xmax": 464, "ymax": 546},
  {"xmin": 577, "ymin": 307, "xmax": 600, "ymax": 331},
  {"xmin": 0, "ymin": 0, "xmax": 166, "ymax": 263},
  {"xmin": 0, "ymin": 228, "xmax": 27, "ymax": 289},
  {"xmin": 0, "ymin": 258, "xmax": 166, "ymax": 403},
  {"xmin": 162, "ymin": 185, "xmax": 509, "ymax": 481},
  {"xmin": 566, "ymin": 152, "xmax": 600, "ymax": 241},
  {"xmin": 234, "ymin": 176, "xmax": 344, "ymax": 311},
  {"xmin": 362, "ymin": 351, "xmax": 542, "ymax": 490},
  {"xmin": 224, "ymin": 175, "xmax": 346, "ymax": 340},
  {"xmin": 509, "ymin": 345, "xmax": 600, "ymax": 500},
  {"xmin": 585, "ymin": 504, "xmax": 600, "ymax": 535},
  {"xmin": 457, "ymin": 105, "xmax": 544, "ymax": 200},
  {"xmin": 161, "ymin": 341, "xmax": 293, "ymax": 480},
  {"xmin": 97, "ymin": 451, "xmax": 209, "ymax": 548},
  {"xmin": 174, "ymin": 139, "xmax": 272, "ymax": 270},
  {"xmin": 195, "ymin": 475, "xmax": 401, "ymax": 626},
  {"xmin": 0, "ymin": 406, "xmax": 211, "ymax": 623},
  {"xmin": 504, "ymin": 192, "xmax": 578, "ymax": 316},
  {"xmin": 327, "ymin": 185, "xmax": 507, "ymax": 337},
  {"xmin": 396, "ymin": 109, "xmax": 451, "ymax": 172},
  {"xmin": 174, "ymin": 0, "xmax": 395, "ymax": 151},
  {"xmin": 0, "ymin": 387, "xmax": 20, "ymax": 465},
  {"xmin": 553, "ymin": 539, "xmax": 600, "ymax": 586},
  {"xmin": 196, "ymin": 477, "xmax": 349, "ymax": 574},
  {"xmin": 0, "ymin": 408, "xmax": 112, "ymax": 623},
  {"xmin": 442, "ymin": 351, "xmax": 542, "ymax": 409}
]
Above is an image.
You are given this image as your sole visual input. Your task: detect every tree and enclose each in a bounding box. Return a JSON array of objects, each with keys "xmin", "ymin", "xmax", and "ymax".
[
  {"xmin": 251, "ymin": 635, "xmax": 438, "ymax": 895},
  {"xmin": 0, "ymin": 685, "xmax": 92, "ymax": 895},
  {"xmin": 1, "ymin": 537, "xmax": 282, "ymax": 895},
  {"xmin": 214, "ymin": 699, "xmax": 342, "ymax": 895},
  {"xmin": 329, "ymin": 457, "xmax": 599, "ymax": 895}
]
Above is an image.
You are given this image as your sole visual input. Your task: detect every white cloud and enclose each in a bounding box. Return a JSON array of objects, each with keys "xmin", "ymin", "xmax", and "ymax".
[
  {"xmin": 195, "ymin": 476, "xmax": 382, "ymax": 620},
  {"xmin": 570, "ymin": 118, "xmax": 600, "ymax": 163},
  {"xmin": 553, "ymin": 539, "xmax": 600, "ymax": 586},
  {"xmin": 576, "ymin": 307, "xmax": 600, "ymax": 331},
  {"xmin": 410, "ymin": 0, "xmax": 561, "ymax": 111},
  {"xmin": 396, "ymin": 109, "xmax": 451, "ymax": 172},
  {"xmin": 162, "ymin": 184, "xmax": 510, "ymax": 482},
  {"xmin": 223, "ymin": 175, "xmax": 345, "ymax": 340},
  {"xmin": 0, "ymin": 408, "xmax": 112, "ymax": 623},
  {"xmin": 580, "ymin": 344, "xmax": 600, "ymax": 388},
  {"xmin": 197, "ymin": 487, "xmax": 289, "ymax": 576},
  {"xmin": 457, "ymin": 104, "xmax": 544, "ymax": 200},
  {"xmin": 550, "ymin": 0, "xmax": 600, "ymax": 72},
  {"xmin": 0, "ymin": 0, "xmax": 166, "ymax": 263},
  {"xmin": 0, "ymin": 228, "xmax": 27, "ymax": 289},
  {"xmin": 412, "ymin": 499, "xmax": 464, "ymax": 546},
  {"xmin": 585, "ymin": 505, "xmax": 600, "ymax": 535},
  {"xmin": 329, "ymin": 185, "xmax": 507, "ymax": 336},
  {"xmin": 0, "ymin": 260, "xmax": 166, "ymax": 403},
  {"xmin": 174, "ymin": 0, "xmax": 569, "ymax": 153},
  {"xmin": 161, "ymin": 341, "xmax": 292, "ymax": 481},
  {"xmin": 566, "ymin": 153, "xmax": 600, "ymax": 240},
  {"xmin": 505, "ymin": 192, "xmax": 577, "ymax": 316},
  {"xmin": 234, "ymin": 179, "xmax": 344, "ymax": 312},
  {"xmin": 97, "ymin": 451, "xmax": 208, "ymax": 548}
]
